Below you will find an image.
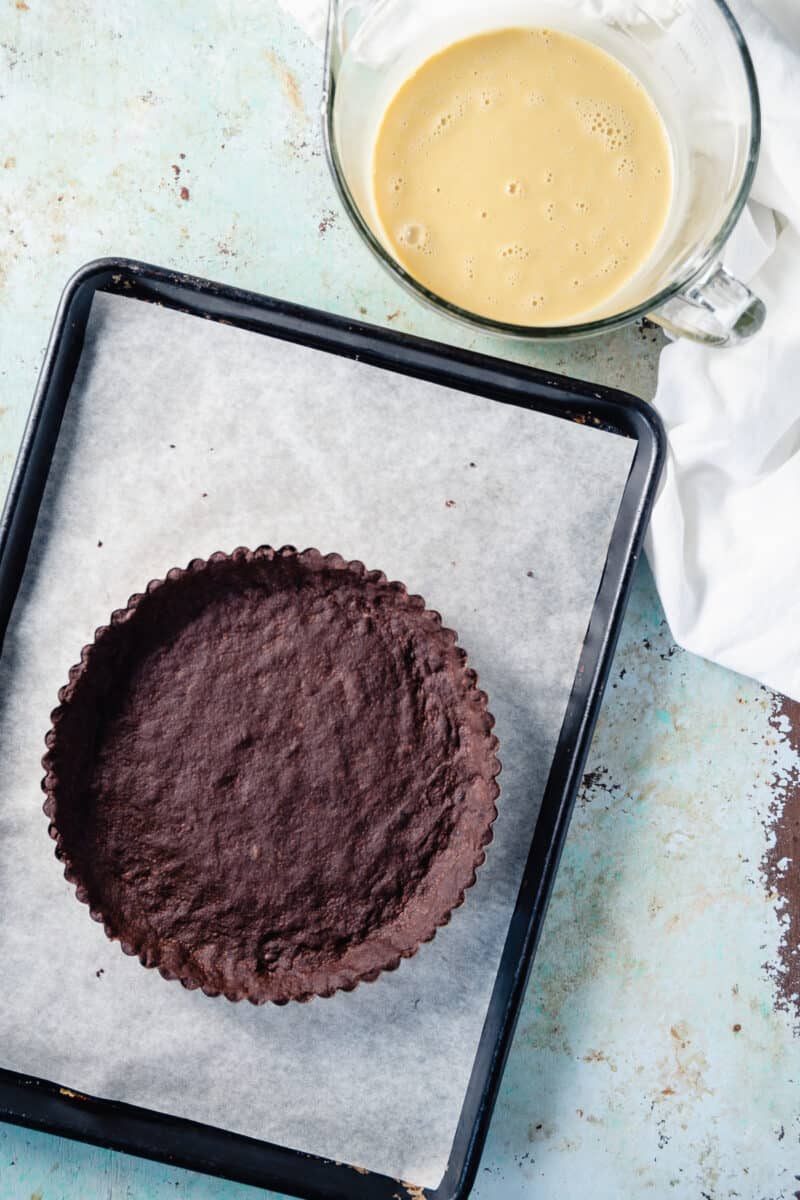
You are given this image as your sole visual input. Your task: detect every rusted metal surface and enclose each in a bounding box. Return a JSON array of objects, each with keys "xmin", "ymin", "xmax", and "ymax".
[
  {"xmin": 0, "ymin": 3, "xmax": 797, "ymax": 1199},
  {"xmin": 764, "ymin": 696, "xmax": 800, "ymax": 1025}
]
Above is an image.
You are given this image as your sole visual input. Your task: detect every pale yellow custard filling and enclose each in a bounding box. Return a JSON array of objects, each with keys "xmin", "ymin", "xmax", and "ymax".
[{"xmin": 372, "ymin": 27, "xmax": 673, "ymax": 325}]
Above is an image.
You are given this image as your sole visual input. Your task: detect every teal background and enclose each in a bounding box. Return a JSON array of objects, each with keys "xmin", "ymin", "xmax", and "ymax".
[{"xmin": 0, "ymin": 3, "xmax": 797, "ymax": 1197}]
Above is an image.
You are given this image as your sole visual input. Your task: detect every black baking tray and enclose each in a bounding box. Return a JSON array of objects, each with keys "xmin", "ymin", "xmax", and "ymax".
[{"xmin": 0, "ymin": 258, "xmax": 664, "ymax": 1200}]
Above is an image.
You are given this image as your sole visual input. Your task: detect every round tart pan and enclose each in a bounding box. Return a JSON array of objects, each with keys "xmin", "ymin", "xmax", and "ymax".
[{"xmin": 42, "ymin": 547, "xmax": 501, "ymax": 1004}]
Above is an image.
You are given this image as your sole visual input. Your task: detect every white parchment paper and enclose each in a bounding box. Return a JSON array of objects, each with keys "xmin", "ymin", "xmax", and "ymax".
[{"xmin": 0, "ymin": 292, "xmax": 634, "ymax": 1188}]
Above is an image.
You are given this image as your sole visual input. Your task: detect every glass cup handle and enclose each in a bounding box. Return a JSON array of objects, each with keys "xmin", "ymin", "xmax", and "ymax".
[{"xmin": 651, "ymin": 264, "xmax": 766, "ymax": 348}]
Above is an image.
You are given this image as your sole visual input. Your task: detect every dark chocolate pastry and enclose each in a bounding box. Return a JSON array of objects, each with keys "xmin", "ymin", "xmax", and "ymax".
[{"xmin": 42, "ymin": 547, "xmax": 501, "ymax": 1004}]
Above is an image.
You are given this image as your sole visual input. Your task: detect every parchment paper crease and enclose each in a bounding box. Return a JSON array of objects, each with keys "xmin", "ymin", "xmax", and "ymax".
[{"xmin": 0, "ymin": 292, "xmax": 634, "ymax": 1188}]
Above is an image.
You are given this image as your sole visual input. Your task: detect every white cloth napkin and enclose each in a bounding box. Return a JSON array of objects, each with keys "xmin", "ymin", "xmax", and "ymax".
[
  {"xmin": 278, "ymin": 0, "xmax": 800, "ymax": 698},
  {"xmin": 646, "ymin": 0, "xmax": 800, "ymax": 701}
]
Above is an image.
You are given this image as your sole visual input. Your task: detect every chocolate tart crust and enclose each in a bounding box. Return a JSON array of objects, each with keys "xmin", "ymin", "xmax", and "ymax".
[{"xmin": 42, "ymin": 547, "xmax": 501, "ymax": 1004}]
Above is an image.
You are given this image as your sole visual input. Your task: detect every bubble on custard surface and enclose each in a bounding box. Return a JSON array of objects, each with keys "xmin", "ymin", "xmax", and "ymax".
[
  {"xmin": 597, "ymin": 256, "xmax": 620, "ymax": 277},
  {"xmin": 527, "ymin": 90, "xmax": 546, "ymax": 107},
  {"xmin": 505, "ymin": 179, "xmax": 522, "ymax": 197},
  {"xmin": 574, "ymin": 199, "xmax": 589, "ymax": 215},
  {"xmin": 478, "ymin": 87, "xmax": 501, "ymax": 109},
  {"xmin": 543, "ymin": 168, "xmax": 553, "ymax": 185},
  {"xmin": 575, "ymin": 98, "xmax": 632, "ymax": 148},
  {"xmin": 399, "ymin": 222, "xmax": 427, "ymax": 250}
]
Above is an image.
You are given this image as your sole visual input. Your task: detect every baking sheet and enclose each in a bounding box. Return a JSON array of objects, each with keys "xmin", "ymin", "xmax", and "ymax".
[{"xmin": 0, "ymin": 291, "xmax": 635, "ymax": 1189}]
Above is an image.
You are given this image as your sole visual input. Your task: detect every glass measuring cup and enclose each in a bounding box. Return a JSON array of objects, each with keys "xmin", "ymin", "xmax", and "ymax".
[{"xmin": 323, "ymin": 0, "xmax": 763, "ymax": 346}]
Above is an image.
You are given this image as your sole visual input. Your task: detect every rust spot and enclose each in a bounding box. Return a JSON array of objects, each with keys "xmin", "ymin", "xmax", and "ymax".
[
  {"xmin": 3, "ymin": 156, "xmax": 16, "ymax": 169},
  {"xmin": 59, "ymin": 1087, "xmax": 88, "ymax": 1100},
  {"xmin": 318, "ymin": 210, "xmax": 336, "ymax": 235},
  {"xmin": 264, "ymin": 49, "xmax": 305, "ymax": 119},
  {"xmin": 351, "ymin": 1164, "xmax": 369, "ymax": 1175},
  {"xmin": 171, "ymin": 163, "xmax": 181, "ymax": 178},
  {"xmin": 179, "ymin": 152, "xmax": 186, "ymax": 160},
  {"xmin": 763, "ymin": 692, "xmax": 800, "ymax": 1022},
  {"xmin": 386, "ymin": 309, "xmax": 401, "ymax": 321},
  {"xmin": 659, "ymin": 1021, "xmax": 710, "ymax": 1099},
  {"xmin": 180, "ymin": 186, "xmax": 190, "ymax": 201},
  {"xmin": 582, "ymin": 1048, "xmax": 617, "ymax": 1071},
  {"xmin": 732, "ymin": 1023, "xmax": 741, "ymax": 1033},
  {"xmin": 445, "ymin": 499, "xmax": 456, "ymax": 508},
  {"xmin": 16, "ymin": 1, "xmax": 29, "ymax": 9},
  {"xmin": 580, "ymin": 765, "xmax": 621, "ymax": 800}
]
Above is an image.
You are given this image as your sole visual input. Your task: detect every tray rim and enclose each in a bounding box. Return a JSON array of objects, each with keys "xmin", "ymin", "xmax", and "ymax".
[{"xmin": 0, "ymin": 257, "xmax": 665, "ymax": 1200}]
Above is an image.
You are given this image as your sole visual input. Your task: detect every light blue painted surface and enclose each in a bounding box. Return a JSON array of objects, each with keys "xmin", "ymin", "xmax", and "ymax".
[{"xmin": 0, "ymin": 4, "xmax": 797, "ymax": 1198}]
